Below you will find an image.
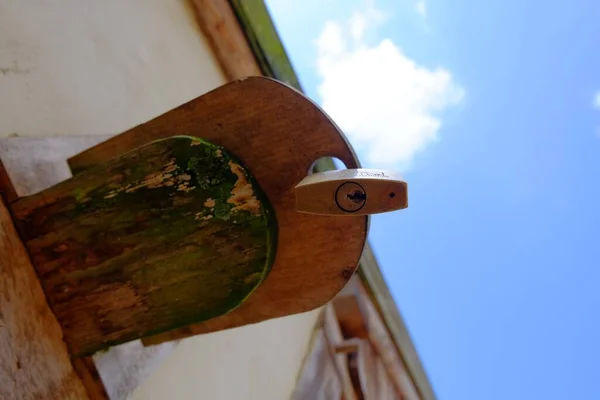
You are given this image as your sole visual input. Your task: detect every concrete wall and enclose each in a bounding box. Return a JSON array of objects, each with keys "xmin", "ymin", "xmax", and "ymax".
[
  {"xmin": 0, "ymin": 0, "xmax": 224, "ymax": 137},
  {"xmin": 131, "ymin": 310, "xmax": 321, "ymax": 400},
  {"xmin": 0, "ymin": 1, "xmax": 321, "ymax": 399}
]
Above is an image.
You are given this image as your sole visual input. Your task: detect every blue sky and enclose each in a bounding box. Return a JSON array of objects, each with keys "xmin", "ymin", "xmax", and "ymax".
[{"xmin": 266, "ymin": 0, "xmax": 600, "ymax": 399}]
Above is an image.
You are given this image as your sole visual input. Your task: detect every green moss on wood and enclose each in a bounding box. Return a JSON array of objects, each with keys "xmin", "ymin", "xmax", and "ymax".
[{"xmin": 12, "ymin": 136, "xmax": 277, "ymax": 356}]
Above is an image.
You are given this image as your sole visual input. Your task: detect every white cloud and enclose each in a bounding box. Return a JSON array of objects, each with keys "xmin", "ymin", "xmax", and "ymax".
[
  {"xmin": 593, "ymin": 91, "xmax": 600, "ymax": 110},
  {"xmin": 349, "ymin": 3, "xmax": 385, "ymax": 43},
  {"xmin": 315, "ymin": 4, "xmax": 463, "ymax": 168},
  {"xmin": 416, "ymin": 0, "xmax": 427, "ymax": 17}
]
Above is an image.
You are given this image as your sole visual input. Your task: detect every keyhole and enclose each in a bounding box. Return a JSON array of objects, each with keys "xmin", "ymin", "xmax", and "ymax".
[
  {"xmin": 335, "ymin": 182, "xmax": 367, "ymax": 213},
  {"xmin": 347, "ymin": 190, "xmax": 367, "ymax": 203}
]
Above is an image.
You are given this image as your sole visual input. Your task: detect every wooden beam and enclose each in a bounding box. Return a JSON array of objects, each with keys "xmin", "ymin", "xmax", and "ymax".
[
  {"xmin": 2, "ymin": 136, "xmax": 184, "ymax": 399},
  {"xmin": 359, "ymin": 246, "xmax": 436, "ymax": 400},
  {"xmin": 0, "ymin": 138, "xmax": 111, "ymax": 399},
  {"xmin": 323, "ymin": 305, "xmax": 358, "ymax": 400},
  {"xmin": 350, "ymin": 279, "xmax": 421, "ymax": 400},
  {"xmin": 333, "ymin": 291, "xmax": 370, "ymax": 339},
  {"xmin": 351, "ymin": 340, "xmax": 399, "ymax": 400},
  {"xmin": 189, "ymin": 0, "xmax": 262, "ymax": 80},
  {"xmin": 229, "ymin": 0, "xmax": 303, "ymax": 90},
  {"xmin": 334, "ymin": 338, "xmax": 362, "ymax": 354},
  {"xmin": 0, "ymin": 159, "xmax": 17, "ymax": 203},
  {"xmin": 72, "ymin": 357, "xmax": 110, "ymax": 400},
  {"xmin": 11, "ymin": 136, "xmax": 276, "ymax": 357},
  {"xmin": 355, "ymin": 340, "xmax": 377, "ymax": 400},
  {"xmin": 0, "ymin": 196, "xmax": 89, "ymax": 399}
]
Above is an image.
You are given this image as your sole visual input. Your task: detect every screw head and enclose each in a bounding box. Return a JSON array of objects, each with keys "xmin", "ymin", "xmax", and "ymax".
[{"xmin": 335, "ymin": 182, "xmax": 367, "ymax": 213}]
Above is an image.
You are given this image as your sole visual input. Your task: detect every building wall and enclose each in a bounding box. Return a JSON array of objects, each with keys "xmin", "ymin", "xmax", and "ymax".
[
  {"xmin": 0, "ymin": 1, "xmax": 321, "ymax": 399},
  {"xmin": 131, "ymin": 310, "xmax": 321, "ymax": 400},
  {"xmin": 0, "ymin": 0, "xmax": 224, "ymax": 137}
]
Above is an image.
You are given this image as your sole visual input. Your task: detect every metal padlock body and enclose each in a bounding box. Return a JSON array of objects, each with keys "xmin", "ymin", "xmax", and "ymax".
[{"xmin": 295, "ymin": 169, "xmax": 408, "ymax": 216}]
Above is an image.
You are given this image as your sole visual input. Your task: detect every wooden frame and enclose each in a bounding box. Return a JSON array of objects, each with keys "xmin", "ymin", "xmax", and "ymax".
[
  {"xmin": 293, "ymin": 276, "xmax": 425, "ymax": 400},
  {"xmin": 0, "ymin": 161, "xmax": 98, "ymax": 399},
  {"xmin": 189, "ymin": 0, "xmax": 262, "ymax": 80},
  {"xmin": 359, "ymin": 247, "xmax": 436, "ymax": 400}
]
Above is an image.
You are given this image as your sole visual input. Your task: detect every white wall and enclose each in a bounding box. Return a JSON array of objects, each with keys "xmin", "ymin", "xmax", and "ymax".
[
  {"xmin": 0, "ymin": 0, "xmax": 225, "ymax": 137},
  {"xmin": 131, "ymin": 310, "xmax": 322, "ymax": 400},
  {"xmin": 0, "ymin": 1, "xmax": 321, "ymax": 399}
]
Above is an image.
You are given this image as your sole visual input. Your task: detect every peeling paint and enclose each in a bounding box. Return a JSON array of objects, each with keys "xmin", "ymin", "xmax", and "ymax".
[
  {"xmin": 227, "ymin": 162, "xmax": 262, "ymax": 216},
  {"xmin": 204, "ymin": 198, "xmax": 215, "ymax": 208},
  {"xmin": 103, "ymin": 160, "xmax": 196, "ymax": 199},
  {"xmin": 125, "ymin": 160, "xmax": 178, "ymax": 192},
  {"xmin": 195, "ymin": 212, "xmax": 214, "ymax": 221}
]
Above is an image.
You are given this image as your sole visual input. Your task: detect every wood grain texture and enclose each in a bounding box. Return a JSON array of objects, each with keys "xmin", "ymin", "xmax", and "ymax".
[
  {"xmin": 359, "ymin": 247, "xmax": 436, "ymax": 400},
  {"xmin": 0, "ymin": 158, "xmax": 18, "ymax": 203},
  {"xmin": 0, "ymin": 135, "xmax": 135, "ymax": 399},
  {"xmin": 374, "ymin": 355, "xmax": 400, "ymax": 400},
  {"xmin": 334, "ymin": 338, "xmax": 362, "ymax": 354},
  {"xmin": 229, "ymin": 0, "xmax": 303, "ymax": 90},
  {"xmin": 72, "ymin": 357, "xmax": 109, "ymax": 400},
  {"xmin": 0, "ymin": 197, "xmax": 89, "ymax": 400},
  {"xmin": 356, "ymin": 340, "xmax": 377, "ymax": 400},
  {"xmin": 332, "ymin": 294, "xmax": 369, "ymax": 339},
  {"xmin": 323, "ymin": 305, "xmax": 358, "ymax": 400},
  {"xmin": 352, "ymin": 279, "xmax": 420, "ymax": 400},
  {"xmin": 354, "ymin": 341, "xmax": 400, "ymax": 400},
  {"xmin": 11, "ymin": 136, "xmax": 275, "ymax": 356},
  {"xmin": 68, "ymin": 76, "xmax": 368, "ymax": 344},
  {"xmin": 189, "ymin": 0, "xmax": 262, "ymax": 80}
]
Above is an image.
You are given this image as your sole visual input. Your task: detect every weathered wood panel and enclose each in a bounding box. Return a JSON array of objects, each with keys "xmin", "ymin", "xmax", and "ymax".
[
  {"xmin": 0, "ymin": 197, "xmax": 89, "ymax": 399},
  {"xmin": 11, "ymin": 136, "xmax": 276, "ymax": 356},
  {"xmin": 72, "ymin": 357, "xmax": 110, "ymax": 400},
  {"xmin": 68, "ymin": 77, "xmax": 367, "ymax": 344}
]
